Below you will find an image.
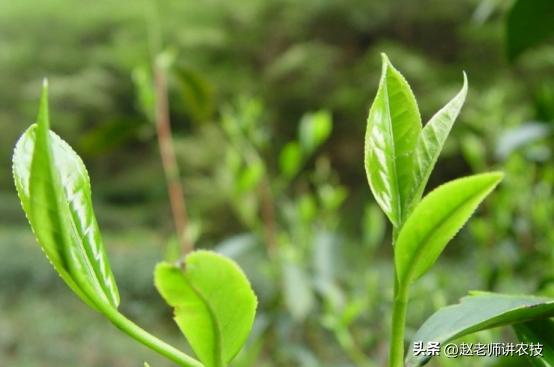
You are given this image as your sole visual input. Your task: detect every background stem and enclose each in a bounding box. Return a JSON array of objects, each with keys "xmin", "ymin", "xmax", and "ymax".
[
  {"xmin": 144, "ymin": 0, "xmax": 193, "ymax": 256},
  {"xmin": 153, "ymin": 60, "xmax": 193, "ymax": 256}
]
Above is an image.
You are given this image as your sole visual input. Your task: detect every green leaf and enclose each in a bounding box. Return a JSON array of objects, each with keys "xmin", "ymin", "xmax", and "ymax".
[
  {"xmin": 12, "ymin": 81, "xmax": 119, "ymax": 310},
  {"xmin": 175, "ymin": 67, "xmax": 215, "ymax": 123},
  {"xmin": 279, "ymin": 141, "xmax": 304, "ymax": 179},
  {"xmin": 406, "ymin": 292, "xmax": 554, "ymax": 367},
  {"xmin": 403, "ymin": 74, "xmax": 468, "ymax": 219},
  {"xmin": 132, "ymin": 65, "xmax": 155, "ymax": 122},
  {"xmin": 507, "ymin": 0, "xmax": 554, "ymax": 62},
  {"xmin": 395, "ymin": 172, "xmax": 503, "ymax": 285},
  {"xmin": 299, "ymin": 110, "xmax": 332, "ymax": 155},
  {"xmin": 155, "ymin": 251, "xmax": 257, "ymax": 367},
  {"xmin": 235, "ymin": 161, "xmax": 265, "ymax": 195},
  {"xmin": 513, "ymin": 319, "xmax": 554, "ymax": 366},
  {"xmin": 365, "ymin": 54, "xmax": 421, "ymax": 227}
]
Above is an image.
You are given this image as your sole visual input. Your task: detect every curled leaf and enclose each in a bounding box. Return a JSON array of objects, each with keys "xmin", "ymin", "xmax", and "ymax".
[{"xmin": 12, "ymin": 81, "xmax": 119, "ymax": 310}]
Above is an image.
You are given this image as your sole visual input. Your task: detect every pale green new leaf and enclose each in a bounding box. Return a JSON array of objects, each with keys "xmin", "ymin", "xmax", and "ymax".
[
  {"xmin": 395, "ymin": 172, "xmax": 503, "ymax": 285},
  {"xmin": 12, "ymin": 81, "xmax": 119, "ymax": 310},
  {"xmin": 513, "ymin": 319, "xmax": 554, "ymax": 366},
  {"xmin": 155, "ymin": 251, "xmax": 257, "ymax": 367},
  {"xmin": 365, "ymin": 54, "xmax": 421, "ymax": 227},
  {"xmin": 403, "ymin": 74, "xmax": 468, "ymax": 219},
  {"xmin": 299, "ymin": 110, "xmax": 332, "ymax": 155},
  {"xmin": 406, "ymin": 292, "xmax": 554, "ymax": 367}
]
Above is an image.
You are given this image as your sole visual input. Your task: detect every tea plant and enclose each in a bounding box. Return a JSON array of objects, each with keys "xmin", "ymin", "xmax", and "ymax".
[
  {"xmin": 12, "ymin": 55, "xmax": 554, "ymax": 367},
  {"xmin": 12, "ymin": 81, "xmax": 256, "ymax": 367},
  {"xmin": 367, "ymin": 54, "xmax": 554, "ymax": 367}
]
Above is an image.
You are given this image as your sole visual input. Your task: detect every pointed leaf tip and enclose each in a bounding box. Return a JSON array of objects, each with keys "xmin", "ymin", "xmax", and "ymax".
[
  {"xmin": 395, "ymin": 172, "xmax": 502, "ymax": 285},
  {"xmin": 365, "ymin": 55, "xmax": 422, "ymax": 228},
  {"xmin": 13, "ymin": 86, "xmax": 120, "ymax": 310},
  {"xmin": 401, "ymin": 72, "xmax": 470, "ymax": 220}
]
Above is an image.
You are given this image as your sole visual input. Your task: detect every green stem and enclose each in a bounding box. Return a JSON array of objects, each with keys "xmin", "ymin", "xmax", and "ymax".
[
  {"xmin": 389, "ymin": 277, "xmax": 409, "ymax": 367},
  {"xmin": 77, "ymin": 279, "xmax": 203, "ymax": 367},
  {"xmin": 388, "ymin": 228, "xmax": 409, "ymax": 367},
  {"xmin": 101, "ymin": 305, "xmax": 204, "ymax": 367}
]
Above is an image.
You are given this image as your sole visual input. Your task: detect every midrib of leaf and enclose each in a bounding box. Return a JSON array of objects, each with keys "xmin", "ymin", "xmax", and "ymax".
[
  {"xmin": 186, "ymin": 276, "xmax": 223, "ymax": 367},
  {"xmin": 67, "ymin": 211, "xmax": 109, "ymax": 304},
  {"xmin": 382, "ymin": 80, "xmax": 403, "ymax": 225},
  {"xmin": 30, "ymin": 87, "xmax": 117, "ymax": 309}
]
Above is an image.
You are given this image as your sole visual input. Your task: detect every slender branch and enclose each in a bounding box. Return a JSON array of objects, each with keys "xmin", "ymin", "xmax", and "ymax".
[
  {"xmin": 153, "ymin": 60, "xmax": 193, "ymax": 256},
  {"xmin": 102, "ymin": 306, "xmax": 204, "ymax": 367},
  {"xmin": 144, "ymin": 0, "xmax": 192, "ymax": 256},
  {"xmin": 73, "ymin": 276, "xmax": 202, "ymax": 367}
]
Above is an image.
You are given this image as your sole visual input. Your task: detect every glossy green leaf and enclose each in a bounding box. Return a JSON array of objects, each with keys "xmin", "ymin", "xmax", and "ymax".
[
  {"xmin": 12, "ymin": 82, "xmax": 119, "ymax": 310},
  {"xmin": 513, "ymin": 319, "xmax": 554, "ymax": 366},
  {"xmin": 406, "ymin": 292, "xmax": 554, "ymax": 367},
  {"xmin": 155, "ymin": 251, "xmax": 257, "ymax": 367},
  {"xmin": 403, "ymin": 74, "xmax": 468, "ymax": 219},
  {"xmin": 365, "ymin": 54, "xmax": 421, "ymax": 227},
  {"xmin": 395, "ymin": 172, "xmax": 503, "ymax": 285},
  {"xmin": 507, "ymin": 0, "xmax": 554, "ymax": 62}
]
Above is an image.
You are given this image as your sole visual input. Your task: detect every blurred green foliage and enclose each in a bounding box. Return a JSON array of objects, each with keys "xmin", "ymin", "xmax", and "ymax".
[{"xmin": 1, "ymin": 0, "xmax": 554, "ymax": 366}]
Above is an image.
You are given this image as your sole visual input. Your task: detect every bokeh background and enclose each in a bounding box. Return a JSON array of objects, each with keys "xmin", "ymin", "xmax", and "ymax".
[{"xmin": 1, "ymin": 0, "xmax": 554, "ymax": 366}]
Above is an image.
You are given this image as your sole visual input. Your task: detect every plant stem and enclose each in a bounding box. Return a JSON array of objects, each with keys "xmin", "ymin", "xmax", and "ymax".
[
  {"xmin": 144, "ymin": 0, "xmax": 193, "ymax": 256},
  {"xmin": 389, "ymin": 277, "xmax": 409, "ymax": 367},
  {"xmin": 101, "ymin": 304, "xmax": 204, "ymax": 367},
  {"xmin": 76, "ymin": 278, "xmax": 202, "ymax": 367},
  {"xmin": 388, "ymin": 228, "xmax": 409, "ymax": 367},
  {"xmin": 154, "ymin": 60, "xmax": 193, "ymax": 256}
]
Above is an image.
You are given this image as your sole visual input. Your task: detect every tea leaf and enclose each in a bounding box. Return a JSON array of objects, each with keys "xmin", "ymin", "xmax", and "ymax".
[
  {"xmin": 406, "ymin": 292, "xmax": 554, "ymax": 367},
  {"xmin": 513, "ymin": 319, "xmax": 554, "ymax": 366},
  {"xmin": 365, "ymin": 54, "xmax": 421, "ymax": 227},
  {"xmin": 299, "ymin": 110, "xmax": 332, "ymax": 155},
  {"xmin": 12, "ymin": 81, "xmax": 120, "ymax": 310},
  {"xmin": 395, "ymin": 172, "xmax": 503, "ymax": 285},
  {"xmin": 279, "ymin": 141, "xmax": 303, "ymax": 179},
  {"xmin": 403, "ymin": 74, "xmax": 468, "ymax": 219},
  {"xmin": 155, "ymin": 251, "xmax": 257, "ymax": 367}
]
